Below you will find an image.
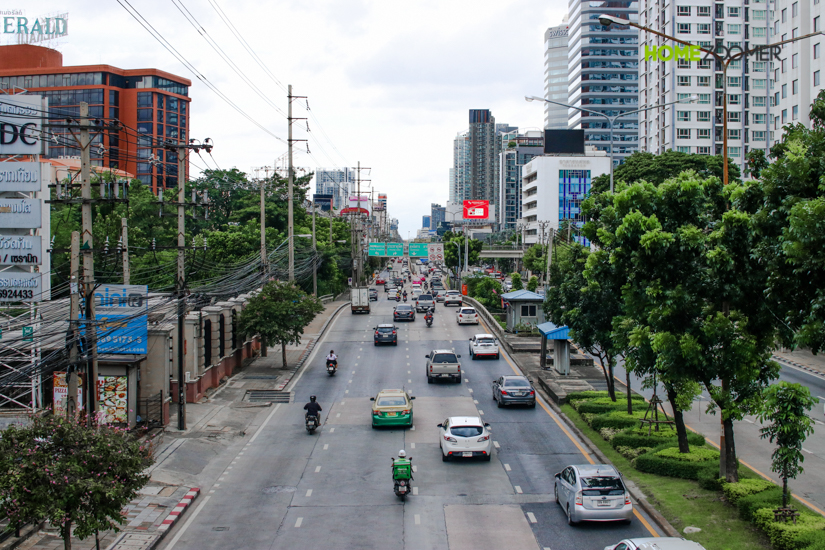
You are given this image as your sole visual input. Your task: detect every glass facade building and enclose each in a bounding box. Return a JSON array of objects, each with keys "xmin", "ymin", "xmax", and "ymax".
[
  {"xmin": 498, "ymin": 132, "xmax": 544, "ymax": 231},
  {"xmin": 558, "ymin": 169, "xmax": 592, "ymax": 246},
  {"xmin": 567, "ymin": 0, "xmax": 640, "ymax": 165},
  {"xmin": 545, "ymin": 20, "xmax": 571, "ymax": 129}
]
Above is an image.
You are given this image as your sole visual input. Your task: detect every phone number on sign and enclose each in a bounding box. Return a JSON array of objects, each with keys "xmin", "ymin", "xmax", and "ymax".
[
  {"xmin": 0, "ymin": 289, "xmax": 34, "ymax": 299},
  {"xmin": 100, "ymin": 336, "xmax": 143, "ymax": 344}
]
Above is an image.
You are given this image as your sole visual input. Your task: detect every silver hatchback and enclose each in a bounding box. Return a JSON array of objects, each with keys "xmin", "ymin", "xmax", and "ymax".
[{"xmin": 554, "ymin": 464, "xmax": 633, "ymax": 525}]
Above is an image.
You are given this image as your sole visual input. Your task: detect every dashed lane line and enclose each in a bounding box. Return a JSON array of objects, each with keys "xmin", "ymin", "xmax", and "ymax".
[
  {"xmin": 295, "ymin": 517, "xmax": 303, "ymax": 528},
  {"xmin": 514, "ymin": 485, "xmax": 523, "ymax": 494},
  {"xmin": 315, "ymin": 466, "xmax": 321, "ymax": 473},
  {"xmin": 504, "ymin": 464, "xmax": 511, "ymax": 471},
  {"xmin": 306, "ymin": 489, "xmax": 312, "ymax": 497},
  {"xmin": 526, "ymin": 512, "xmax": 537, "ymax": 524}
]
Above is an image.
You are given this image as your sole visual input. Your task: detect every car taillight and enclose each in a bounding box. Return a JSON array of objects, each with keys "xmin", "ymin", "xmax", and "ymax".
[
  {"xmin": 457, "ymin": 364, "xmax": 460, "ymax": 372},
  {"xmin": 373, "ymin": 411, "xmax": 381, "ymax": 416},
  {"xmin": 393, "ymin": 330, "xmax": 397, "ymax": 334},
  {"xmin": 529, "ymin": 390, "xmax": 535, "ymax": 396},
  {"xmin": 429, "ymin": 365, "xmax": 433, "ymax": 372},
  {"xmin": 402, "ymin": 410, "xmax": 410, "ymax": 414},
  {"xmin": 501, "ymin": 390, "xmax": 508, "ymax": 395},
  {"xmin": 625, "ymin": 493, "xmax": 631, "ymax": 505},
  {"xmin": 477, "ymin": 435, "xmax": 489, "ymax": 442},
  {"xmin": 575, "ymin": 492, "xmax": 583, "ymax": 505},
  {"xmin": 375, "ymin": 331, "xmax": 379, "ymax": 335},
  {"xmin": 443, "ymin": 435, "xmax": 457, "ymax": 443}
]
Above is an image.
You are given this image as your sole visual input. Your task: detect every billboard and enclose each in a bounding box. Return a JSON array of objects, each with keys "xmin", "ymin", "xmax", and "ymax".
[
  {"xmin": 0, "ymin": 95, "xmax": 43, "ymax": 156},
  {"xmin": 0, "ymin": 199, "xmax": 42, "ymax": 228},
  {"xmin": 544, "ymin": 129, "xmax": 585, "ymax": 155},
  {"xmin": 463, "ymin": 200, "xmax": 489, "ymax": 219},
  {"xmin": 313, "ymin": 194, "xmax": 333, "ymax": 212},
  {"xmin": 347, "ymin": 195, "xmax": 371, "ymax": 215},
  {"xmin": 0, "ymin": 272, "xmax": 40, "ymax": 302},
  {"xmin": 376, "ymin": 193, "xmax": 387, "ymax": 211},
  {"xmin": 0, "ymin": 236, "xmax": 42, "ymax": 266},
  {"xmin": 93, "ymin": 284, "xmax": 148, "ymax": 354}
]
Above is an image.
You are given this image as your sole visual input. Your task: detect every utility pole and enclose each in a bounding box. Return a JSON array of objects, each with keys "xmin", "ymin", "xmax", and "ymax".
[
  {"xmin": 79, "ymin": 102, "xmax": 98, "ymax": 424},
  {"xmin": 66, "ymin": 231, "xmax": 80, "ymax": 418},
  {"xmin": 311, "ymin": 196, "xmax": 317, "ymax": 296},
  {"xmin": 121, "ymin": 218, "xmax": 129, "ymax": 285},
  {"xmin": 258, "ymin": 166, "xmax": 272, "ymax": 283},
  {"xmin": 352, "ymin": 162, "xmax": 371, "ymax": 286},
  {"xmin": 287, "ymin": 85, "xmax": 307, "ymax": 282}
]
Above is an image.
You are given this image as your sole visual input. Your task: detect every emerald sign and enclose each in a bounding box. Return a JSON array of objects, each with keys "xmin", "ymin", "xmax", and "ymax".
[
  {"xmin": 409, "ymin": 243, "xmax": 429, "ymax": 257},
  {"xmin": 368, "ymin": 243, "xmax": 386, "ymax": 257},
  {"xmin": 386, "ymin": 243, "xmax": 404, "ymax": 257}
]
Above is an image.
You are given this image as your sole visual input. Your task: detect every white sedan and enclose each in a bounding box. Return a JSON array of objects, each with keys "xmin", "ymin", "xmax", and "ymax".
[
  {"xmin": 438, "ymin": 416, "xmax": 492, "ymax": 461},
  {"xmin": 456, "ymin": 307, "xmax": 479, "ymax": 325},
  {"xmin": 468, "ymin": 334, "xmax": 499, "ymax": 359}
]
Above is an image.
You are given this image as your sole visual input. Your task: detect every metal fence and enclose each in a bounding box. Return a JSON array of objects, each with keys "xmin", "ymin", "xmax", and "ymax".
[{"xmin": 137, "ymin": 390, "xmax": 163, "ymax": 428}]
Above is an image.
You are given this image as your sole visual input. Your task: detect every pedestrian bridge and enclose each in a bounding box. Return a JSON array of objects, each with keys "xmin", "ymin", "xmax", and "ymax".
[{"xmin": 479, "ymin": 246, "xmax": 525, "ymax": 259}]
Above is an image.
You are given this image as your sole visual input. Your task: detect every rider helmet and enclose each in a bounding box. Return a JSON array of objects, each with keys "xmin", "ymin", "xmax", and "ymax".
[
  {"xmin": 310, "ymin": 395, "xmax": 317, "ymax": 403},
  {"xmin": 398, "ymin": 450, "xmax": 406, "ymax": 458}
]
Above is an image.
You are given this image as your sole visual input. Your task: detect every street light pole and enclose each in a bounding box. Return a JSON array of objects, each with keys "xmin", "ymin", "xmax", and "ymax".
[
  {"xmin": 597, "ymin": 14, "xmax": 822, "ymax": 187},
  {"xmin": 525, "ymin": 94, "xmax": 699, "ymax": 193}
]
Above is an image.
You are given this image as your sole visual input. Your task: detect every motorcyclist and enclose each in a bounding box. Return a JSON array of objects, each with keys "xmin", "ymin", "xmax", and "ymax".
[
  {"xmin": 392, "ymin": 450, "xmax": 413, "ymax": 479},
  {"xmin": 304, "ymin": 395, "xmax": 322, "ymax": 421},
  {"xmin": 326, "ymin": 350, "xmax": 338, "ymax": 372},
  {"xmin": 402, "ymin": 290, "xmax": 408, "ymax": 301},
  {"xmin": 424, "ymin": 307, "xmax": 434, "ymax": 326}
]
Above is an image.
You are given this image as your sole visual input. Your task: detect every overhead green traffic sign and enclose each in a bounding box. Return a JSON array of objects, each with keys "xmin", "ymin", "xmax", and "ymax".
[
  {"xmin": 368, "ymin": 243, "xmax": 387, "ymax": 256},
  {"xmin": 409, "ymin": 243, "xmax": 429, "ymax": 257},
  {"xmin": 386, "ymin": 243, "xmax": 404, "ymax": 257}
]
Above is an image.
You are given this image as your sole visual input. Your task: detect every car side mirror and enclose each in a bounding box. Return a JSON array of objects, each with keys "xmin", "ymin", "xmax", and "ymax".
[
  {"xmin": 410, "ymin": 396, "xmax": 416, "ymax": 400},
  {"xmin": 457, "ymin": 355, "xmax": 462, "ymax": 358},
  {"xmin": 425, "ymin": 354, "xmax": 430, "ymax": 358},
  {"xmin": 436, "ymin": 423, "xmax": 443, "ymax": 428},
  {"xmin": 469, "ymin": 338, "xmax": 473, "ymax": 341},
  {"xmin": 484, "ymin": 423, "xmax": 491, "ymax": 427},
  {"xmin": 370, "ymin": 397, "xmax": 375, "ymax": 401}
]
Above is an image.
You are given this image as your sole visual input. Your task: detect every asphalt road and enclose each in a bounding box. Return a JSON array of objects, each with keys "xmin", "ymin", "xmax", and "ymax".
[
  {"xmin": 614, "ymin": 359, "xmax": 825, "ymax": 515},
  {"xmin": 160, "ymin": 264, "xmax": 660, "ymax": 550}
]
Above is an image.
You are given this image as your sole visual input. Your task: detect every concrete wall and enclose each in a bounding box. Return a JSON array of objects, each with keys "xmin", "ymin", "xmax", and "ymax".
[{"xmin": 146, "ymin": 323, "xmax": 174, "ymax": 425}]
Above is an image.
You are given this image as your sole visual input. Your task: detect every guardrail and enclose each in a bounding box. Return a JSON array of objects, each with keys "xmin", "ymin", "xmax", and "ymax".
[{"xmin": 319, "ymin": 294, "xmax": 334, "ymax": 304}]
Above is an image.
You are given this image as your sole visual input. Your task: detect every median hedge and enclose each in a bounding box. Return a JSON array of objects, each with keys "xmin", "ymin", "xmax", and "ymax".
[
  {"xmin": 590, "ymin": 410, "xmax": 649, "ymax": 431},
  {"xmin": 611, "ymin": 428, "xmax": 706, "ymax": 450},
  {"xmin": 573, "ymin": 396, "xmax": 646, "ymax": 414},
  {"xmin": 633, "ymin": 446, "xmax": 719, "ymax": 479},
  {"xmin": 754, "ymin": 508, "xmax": 825, "ymax": 550},
  {"xmin": 723, "ymin": 479, "xmax": 777, "ymax": 505}
]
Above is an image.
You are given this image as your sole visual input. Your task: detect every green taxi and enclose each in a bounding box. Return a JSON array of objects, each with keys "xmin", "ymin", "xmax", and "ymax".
[{"xmin": 370, "ymin": 389, "xmax": 415, "ymax": 428}]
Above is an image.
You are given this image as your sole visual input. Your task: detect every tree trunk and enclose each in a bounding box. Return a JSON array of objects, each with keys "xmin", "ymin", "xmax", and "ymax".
[
  {"xmin": 62, "ymin": 521, "xmax": 72, "ymax": 550},
  {"xmin": 666, "ymin": 385, "xmax": 691, "ymax": 453},
  {"xmin": 626, "ymin": 370, "xmax": 633, "ymax": 414},
  {"xmin": 282, "ymin": 342, "xmax": 287, "ymax": 369},
  {"xmin": 598, "ymin": 353, "xmax": 616, "ymax": 402},
  {"xmin": 723, "ymin": 416, "xmax": 739, "ymax": 482},
  {"xmin": 782, "ymin": 474, "xmax": 789, "ymax": 508},
  {"xmin": 260, "ymin": 336, "xmax": 267, "ymax": 357}
]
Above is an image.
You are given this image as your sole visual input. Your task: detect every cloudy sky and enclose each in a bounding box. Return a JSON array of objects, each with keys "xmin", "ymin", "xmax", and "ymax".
[{"xmin": 17, "ymin": 0, "xmax": 566, "ymax": 236}]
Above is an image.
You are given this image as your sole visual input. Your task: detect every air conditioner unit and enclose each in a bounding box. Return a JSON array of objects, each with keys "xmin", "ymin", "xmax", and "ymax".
[{"xmin": 185, "ymin": 372, "xmax": 191, "ymax": 383}]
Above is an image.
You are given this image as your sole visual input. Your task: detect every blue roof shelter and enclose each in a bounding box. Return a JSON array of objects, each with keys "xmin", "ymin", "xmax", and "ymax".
[{"xmin": 537, "ymin": 321, "xmax": 571, "ymax": 374}]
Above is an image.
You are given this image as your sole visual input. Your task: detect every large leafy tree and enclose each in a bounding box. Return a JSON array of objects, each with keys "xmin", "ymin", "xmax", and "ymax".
[
  {"xmin": 522, "ymin": 244, "xmax": 547, "ymax": 280},
  {"xmin": 238, "ymin": 281, "xmax": 324, "ymax": 367},
  {"xmin": 441, "ymin": 232, "xmax": 483, "ymax": 270},
  {"xmin": 0, "ymin": 415, "xmax": 153, "ymax": 550}
]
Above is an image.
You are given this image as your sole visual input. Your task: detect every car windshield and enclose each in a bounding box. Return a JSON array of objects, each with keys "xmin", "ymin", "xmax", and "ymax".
[
  {"xmin": 476, "ymin": 338, "xmax": 495, "ymax": 345},
  {"xmin": 419, "ymin": 295, "xmax": 433, "ymax": 300},
  {"xmin": 432, "ymin": 353, "xmax": 458, "ymax": 363},
  {"xmin": 504, "ymin": 378, "xmax": 530, "ymax": 387},
  {"xmin": 580, "ymin": 476, "xmax": 625, "ymax": 496},
  {"xmin": 377, "ymin": 396, "xmax": 407, "ymax": 407},
  {"xmin": 378, "ymin": 327, "xmax": 394, "ymax": 333},
  {"xmin": 450, "ymin": 426, "xmax": 484, "ymax": 437}
]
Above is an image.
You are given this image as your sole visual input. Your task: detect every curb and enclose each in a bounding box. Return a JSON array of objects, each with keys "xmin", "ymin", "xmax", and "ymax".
[
  {"xmin": 156, "ymin": 488, "xmax": 200, "ymax": 535},
  {"xmin": 276, "ymin": 302, "xmax": 350, "ymax": 391},
  {"xmin": 772, "ymin": 354, "xmax": 825, "ymax": 378}
]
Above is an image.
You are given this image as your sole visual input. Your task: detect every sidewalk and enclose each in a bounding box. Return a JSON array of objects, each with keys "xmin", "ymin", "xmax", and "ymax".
[{"xmin": 772, "ymin": 347, "xmax": 825, "ymax": 377}]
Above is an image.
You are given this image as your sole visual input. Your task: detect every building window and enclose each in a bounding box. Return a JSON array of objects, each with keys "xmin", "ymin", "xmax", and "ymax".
[
  {"xmin": 793, "ymin": 105, "xmax": 799, "ymax": 119},
  {"xmin": 752, "ymin": 131, "xmax": 766, "ymax": 141},
  {"xmin": 521, "ymin": 305, "xmax": 537, "ymax": 317},
  {"xmin": 817, "ymin": 17, "xmax": 822, "ymax": 32},
  {"xmin": 697, "ymin": 111, "xmax": 711, "ymax": 122},
  {"xmin": 782, "ymin": 109, "xmax": 788, "ymax": 123},
  {"xmin": 793, "ymin": 80, "xmax": 799, "ymax": 95},
  {"xmin": 678, "ymin": 75, "xmax": 691, "ymax": 86},
  {"xmin": 816, "ymin": 43, "xmax": 821, "ymax": 59},
  {"xmin": 698, "ymin": 128, "xmax": 711, "ymax": 139},
  {"xmin": 698, "ymin": 76, "xmax": 711, "ymax": 87},
  {"xmin": 137, "ymin": 92, "xmax": 152, "ymax": 108},
  {"xmin": 728, "ymin": 24, "xmax": 742, "ymax": 34},
  {"xmin": 728, "ymin": 6, "xmax": 740, "ymax": 17},
  {"xmin": 678, "ymin": 93, "xmax": 693, "ymax": 101},
  {"xmin": 816, "ymin": 70, "xmax": 822, "ymax": 87},
  {"xmin": 752, "ymin": 9, "xmax": 767, "ymax": 20},
  {"xmin": 698, "ymin": 93, "xmax": 711, "ymax": 104},
  {"xmin": 728, "ymin": 146, "xmax": 742, "ymax": 157},
  {"xmin": 678, "ymin": 23, "xmax": 691, "ymax": 33},
  {"xmin": 753, "ymin": 96, "xmax": 766, "ymax": 107},
  {"xmin": 793, "ymin": 2, "xmax": 799, "ymax": 17},
  {"xmin": 697, "ymin": 146, "xmax": 711, "ymax": 155},
  {"xmin": 678, "ymin": 128, "xmax": 692, "ymax": 139},
  {"xmin": 137, "ymin": 109, "xmax": 153, "ymax": 122},
  {"xmin": 678, "ymin": 5, "xmax": 691, "ymax": 16},
  {"xmin": 729, "ymin": 112, "xmax": 741, "ymax": 122},
  {"xmin": 677, "ymin": 111, "xmax": 691, "ymax": 121},
  {"xmin": 782, "ymin": 58, "xmax": 787, "ymax": 73},
  {"xmin": 678, "ymin": 58, "xmax": 691, "ymax": 68},
  {"xmin": 793, "ymin": 53, "xmax": 799, "ymax": 68},
  {"xmin": 698, "ymin": 58, "xmax": 712, "ymax": 69},
  {"xmin": 793, "ymin": 27, "xmax": 799, "ymax": 39},
  {"xmin": 137, "ymin": 123, "xmax": 152, "ymax": 134},
  {"xmin": 728, "ymin": 94, "xmax": 741, "ymax": 105},
  {"xmin": 752, "ymin": 62, "xmax": 767, "ymax": 73},
  {"xmin": 782, "ymin": 8, "xmax": 787, "ymax": 22},
  {"xmin": 753, "ymin": 27, "xmax": 767, "ymax": 38},
  {"xmin": 753, "ymin": 113, "xmax": 766, "ymax": 125},
  {"xmin": 782, "ymin": 84, "xmax": 788, "ymax": 98},
  {"xmin": 728, "ymin": 76, "xmax": 742, "ymax": 88},
  {"xmin": 698, "ymin": 6, "xmax": 710, "ymax": 16},
  {"xmin": 752, "ymin": 79, "xmax": 767, "ymax": 90},
  {"xmin": 677, "ymin": 146, "xmax": 691, "ymax": 153},
  {"xmin": 698, "ymin": 23, "xmax": 711, "ymax": 34}
]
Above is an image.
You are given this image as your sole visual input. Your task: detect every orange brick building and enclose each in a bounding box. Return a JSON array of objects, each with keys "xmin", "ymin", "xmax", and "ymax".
[{"xmin": 0, "ymin": 44, "xmax": 191, "ymax": 193}]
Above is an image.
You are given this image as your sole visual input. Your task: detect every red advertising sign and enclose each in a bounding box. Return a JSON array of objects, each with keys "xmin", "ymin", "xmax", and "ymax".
[{"xmin": 463, "ymin": 200, "xmax": 489, "ymax": 219}]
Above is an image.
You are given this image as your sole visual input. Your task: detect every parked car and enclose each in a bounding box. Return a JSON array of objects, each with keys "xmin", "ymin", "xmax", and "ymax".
[
  {"xmin": 604, "ymin": 538, "xmax": 706, "ymax": 550},
  {"xmin": 368, "ymin": 288, "xmax": 378, "ymax": 301},
  {"xmin": 371, "ymin": 389, "xmax": 415, "ymax": 428},
  {"xmin": 444, "ymin": 290, "xmax": 463, "ymax": 307},
  {"xmin": 469, "ymin": 334, "xmax": 499, "ymax": 359},
  {"xmin": 373, "ymin": 324, "xmax": 398, "ymax": 346},
  {"xmin": 437, "ymin": 416, "xmax": 492, "ymax": 461},
  {"xmin": 393, "ymin": 304, "xmax": 415, "ymax": 322},
  {"xmin": 554, "ymin": 464, "xmax": 633, "ymax": 525},
  {"xmin": 457, "ymin": 307, "xmax": 479, "ymax": 325},
  {"xmin": 492, "ymin": 375, "xmax": 536, "ymax": 407}
]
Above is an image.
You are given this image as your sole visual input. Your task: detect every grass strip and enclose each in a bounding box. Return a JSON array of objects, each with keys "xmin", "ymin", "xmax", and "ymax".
[{"xmin": 561, "ymin": 403, "xmax": 771, "ymax": 550}]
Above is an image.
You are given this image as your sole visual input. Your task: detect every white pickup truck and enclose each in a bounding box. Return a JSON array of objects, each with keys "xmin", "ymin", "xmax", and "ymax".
[{"xmin": 425, "ymin": 349, "xmax": 462, "ymax": 383}]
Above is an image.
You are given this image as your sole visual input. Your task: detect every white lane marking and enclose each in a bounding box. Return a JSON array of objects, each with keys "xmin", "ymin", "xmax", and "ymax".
[
  {"xmin": 514, "ymin": 485, "xmax": 523, "ymax": 494},
  {"xmin": 411, "ymin": 426, "xmax": 415, "ymax": 431},
  {"xmin": 227, "ymin": 467, "xmax": 233, "ymax": 470},
  {"xmin": 468, "ymin": 389, "xmax": 473, "ymax": 393},
  {"xmin": 527, "ymin": 512, "xmax": 537, "ymax": 524},
  {"xmin": 473, "ymin": 400, "xmax": 479, "ymax": 404},
  {"xmin": 415, "ymin": 514, "xmax": 421, "ymax": 525},
  {"xmin": 238, "ymin": 452, "xmax": 244, "ymax": 455},
  {"xmin": 341, "ymin": 401, "xmax": 346, "ymax": 405},
  {"xmin": 408, "ymin": 379, "xmax": 412, "ymax": 383},
  {"xmin": 249, "ymin": 403, "xmax": 282, "ymax": 444},
  {"xmin": 411, "ymin": 443, "xmax": 416, "ymax": 449},
  {"xmin": 464, "ymin": 378, "xmax": 469, "ymax": 383},
  {"xmin": 360, "ymin": 348, "xmax": 363, "ymax": 351},
  {"xmin": 295, "ymin": 517, "xmax": 303, "ymax": 528},
  {"xmin": 218, "ymin": 478, "xmax": 225, "ymax": 482},
  {"xmin": 406, "ymin": 347, "xmax": 409, "ymax": 350},
  {"xmin": 412, "ymin": 465, "xmax": 418, "ymax": 472},
  {"xmin": 504, "ymin": 464, "xmax": 511, "ymax": 471},
  {"xmin": 413, "ymin": 486, "xmax": 419, "ymax": 495},
  {"xmin": 818, "ymin": 396, "xmax": 825, "ymax": 401},
  {"xmin": 348, "ymin": 380, "xmax": 352, "ymax": 384},
  {"xmin": 315, "ymin": 466, "xmax": 322, "ymax": 473},
  {"xmin": 407, "ymin": 363, "xmax": 410, "ymax": 366},
  {"xmin": 478, "ymin": 410, "xmax": 484, "ymax": 415},
  {"xmin": 323, "ymin": 444, "xmax": 329, "ymax": 450},
  {"xmin": 330, "ymin": 428, "xmax": 335, "ymax": 433},
  {"xmin": 357, "ymin": 356, "xmax": 361, "ymax": 359},
  {"xmin": 306, "ymin": 489, "xmax": 312, "ymax": 497},
  {"xmin": 352, "ymin": 371, "xmax": 356, "ymax": 374},
  {"xmin": 406, "ymin": 355, "xmax": 409, "ymax": 358},
  {"xmin": 355, "ymin": 364, "xmax": 358, "ymax": 366},
  {"xmin": 336, "ymin": 413, "xmax": 341, "ymax": 418},
  {"xmin": 493, "ymin": 441, "xmax": 500, "ymax": 449},
  {"xmin": 163, "ymin": 495, "xmax": 212, "ymax": 550},
  {"xmin": 345, "ymin": 390, "xmax": 349, "ymax": 394},
  {"xmin": 209, "ymin": 490, "xmax": 215, "ymax": 494},
  {"xmin": 816, "ymin": 420, "xmax": 825, "ymax": 426},
  {"xmin": 803, "ymin": 448, "xmax": 813, "ymax": 454},
  {"xmin": 408, "ymin": 370, "xmax": 411, "ymax": 374}
]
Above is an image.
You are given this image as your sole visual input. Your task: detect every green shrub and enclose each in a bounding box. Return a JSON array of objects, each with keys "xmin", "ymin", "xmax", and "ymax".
[
  {"xmin": 753, "ymin": 508, "xmax": 825, "ymax": 550},
  {"xmin": 655, "ymin": 446, "xmax": 719, "ymax": 462},
  {"xmin": 611, "ymin": 428, "xmax": 706, "ymax": 450},
  {"xmin": 577, "ymin": 397, "xmax": 645, "ymax": 414},
  {"xmin": 634, "ymin": 449, "xmax": 717, "ymax": 480},
  {"xmin": 599, "ymin": 427, "xmax": 620, "ymax": 441},
  {"xmin": 722, "ymin": 478, "xmax": 776, "ymax": 505},
  {"xmin": 616, "ymin": 445, "xmax": 653, "ymax": 460},
  {"xmin": 737, "ymin": 487, "xmax": 785, "ymax": 523},
  {"xmin": 590, "ymin": 410, "xmax": 648, "ymax": 431},
  {"xmin": 697, "ymin": 463, "xmax": 725, "ymax": 491},
  {"xmin": 795, "ymin": 530, "xmax": 825, "ymax": 550},
  {"xmin": 567, "ymin": 390, "xmax": 611, "ymax": 401}
]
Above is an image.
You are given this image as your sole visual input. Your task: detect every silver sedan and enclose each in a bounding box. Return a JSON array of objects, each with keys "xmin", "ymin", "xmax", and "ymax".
[
  {"xmin": 554, "ymin": 464, "xmax": 633, "ymax": 525},
  {"xmin": 492, "ymin": 375, "xmax": 536, "ymax": 408}
]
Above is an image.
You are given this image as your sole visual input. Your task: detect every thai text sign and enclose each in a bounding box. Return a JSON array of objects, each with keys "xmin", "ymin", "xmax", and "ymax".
[
  {"xmin": 0, "ymin": 272, "xmax": 39, "ymax": 302},
  {"xmin": 368, "ymin": 243, "xmax": 386, "ymax": 256},
  {"xmin": 408, "ymin": 243, "xmax": 429, "ymax": 257},
  {"xmin": 0, "ymin": 199, "xmax": 41, "ymax": 228},
  {"xmin": 0, "ymin": 161, "xmax": 41, "ymax": 192},
  {"xmin": 386, "ymin": 243, "xmax": 404, "ymax": 257},
  {"xmin": 0, "ymin": 235, "xmax": 41, "ymax": 265}
]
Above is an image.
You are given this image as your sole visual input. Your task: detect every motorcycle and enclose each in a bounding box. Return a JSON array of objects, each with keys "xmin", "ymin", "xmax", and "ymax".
[
  {"xmin": 392, "ymin": 456, "xmax": 413, "ymax": 500},
  {"xmin": 396, "ymin": 295, "xmax": 401, "ymax": 302},
  {"xmin": 403, "ymin": 294, "xmax": 408, "ymax": 302},
  {"xmin": 326, "ymin": 360, "xmax": 337, "ymax": 376},
  {"xmin": 306, "ymin": 414, "xmax": 319, "ymax": 434},
  {"xmin": 425, "ymin": 315, "xmax": 433, "ymax": 328}
]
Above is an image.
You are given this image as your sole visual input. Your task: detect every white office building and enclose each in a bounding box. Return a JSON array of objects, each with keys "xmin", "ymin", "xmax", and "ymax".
[
  {"xmin": 521, "ymin": 151, "xmax": 611, "ymax": 245},
  {"xmin": 315, "ymin": 167, "xmax": 354, "ymax": 210},
  {"xmin": 449, "ymin": 131, "xmax": 470, "ymax": 204},
  {"xmin": 637, "ymin": 0, "xmax": 772, "ymax": 169},
  {"xmin": 770, "ymin": 0, "xmax": 824, "ymax": 147},
  {"xmin": 545, "ymin": 18, "xmax": 571, "ymax": 129}
]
